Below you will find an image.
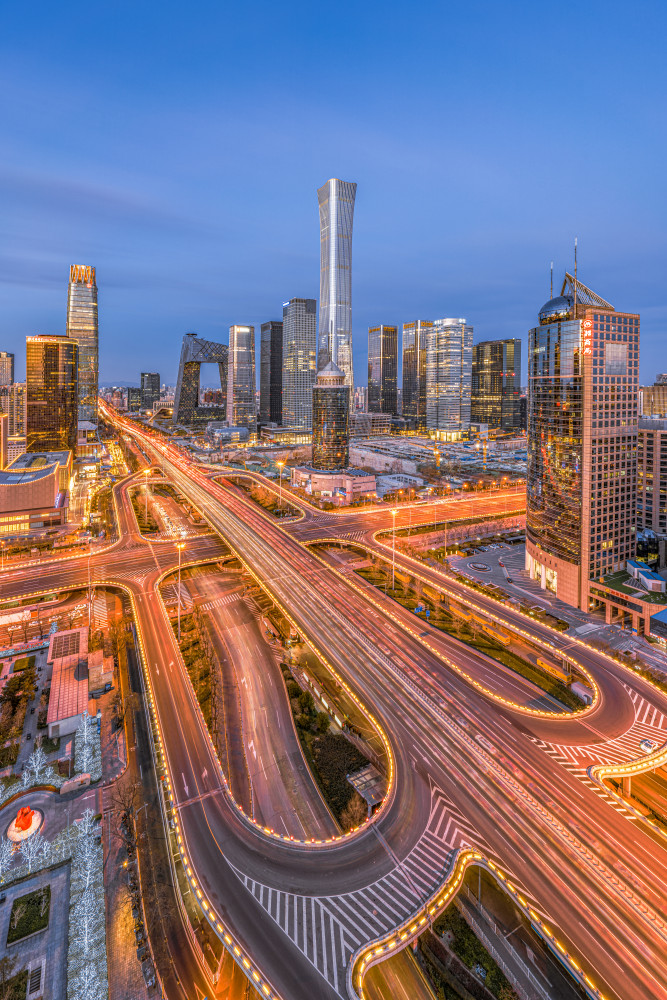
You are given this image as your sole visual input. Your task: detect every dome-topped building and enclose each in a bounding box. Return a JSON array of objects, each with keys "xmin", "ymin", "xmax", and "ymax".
[{"xmin": 538, "ymin": 295, "xmax": 574, "ymax": 325}]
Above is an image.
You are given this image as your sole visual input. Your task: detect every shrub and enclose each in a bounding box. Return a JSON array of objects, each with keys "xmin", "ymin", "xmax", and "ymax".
[
  {"xmin": 298, "ymin": 690, "xmax": 315, "ymax": 715},
  {"xmin": 0, "ymin": 743, "xmax": 19, "ymax": 769},
  {"xmin": 315, "ymin": 711, "xmax": 330, "ymax": 734},
  {"xmin": 6, "ymin": 885, "xmax": 51, "ymax": 943},
  {"xmin": 286, "ymin": 681, "xmax": 300, "ymax": 699}
]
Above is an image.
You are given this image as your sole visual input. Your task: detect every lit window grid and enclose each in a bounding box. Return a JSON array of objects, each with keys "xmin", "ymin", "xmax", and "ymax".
[
  {"xmin": 317, "ymin": 179, "xmax": 356, "ymax": 390},
  {"xmin": 425, "ymin": 320, "xmax": 473, "ymax": 432}
]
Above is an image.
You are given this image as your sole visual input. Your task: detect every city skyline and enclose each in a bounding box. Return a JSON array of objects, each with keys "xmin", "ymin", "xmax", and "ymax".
[{"xmin": 1, "ymin": 4, "xmax": 665, "ymax": 387}]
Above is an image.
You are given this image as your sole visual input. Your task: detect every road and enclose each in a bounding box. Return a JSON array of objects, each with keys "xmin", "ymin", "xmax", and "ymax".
[{"xmin": 7, "ymin": 406, "xmax": 667, "ymax": 1000}]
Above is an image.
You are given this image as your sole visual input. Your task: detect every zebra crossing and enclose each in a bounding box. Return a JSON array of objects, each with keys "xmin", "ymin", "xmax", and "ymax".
[
  {"xmin": 342, "ymin": 531, "xmax": 367, "ymax": 542},
  {"xmin": 92, "ymin": 597, "xmax": 108, "ymax": 630},
  {"xmin": 531, "ymin": 685, "xmax": 667, "ymax": 770},
  {"xmin": 161, "ymin": 583, "xmax": 194, "ymax": 610},
  {"xmin": 230, "ymin": 784, "xmax": 492, "ymax": 996},
  {"xmin": 197, "ymin": 591, "xmax": 242, "ymax": 612}
]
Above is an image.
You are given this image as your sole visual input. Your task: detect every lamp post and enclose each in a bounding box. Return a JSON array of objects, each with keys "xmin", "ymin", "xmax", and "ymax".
[
  {"xmin": 87, "ymin": 552, "xmax": 92, "ymax": 629},
  {"xmin": 0, "ymin": 541, "xmax": 4, "ymax": 573},
  {"xmin": 143, "ymin": 468, "xmax": 151, "ymax": 528},
  {"xmin": 277, "ymin": 461, "xmax": 284, "ymax": 514},
  {"xmin": 391, "ymin": 508, "xmax": 398, "ymax": 593},
  {"xmin": 176, "ymin": 542, "xmax": 186, "ymax": 641}
]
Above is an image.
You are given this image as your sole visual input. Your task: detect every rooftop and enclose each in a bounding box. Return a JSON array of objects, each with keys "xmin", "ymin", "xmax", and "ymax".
[
  {"xmin": 9, "ymin": 451, "xmax": 71, "ymax": 470},
  {"xmin": 599, "ymin": 570, "xmax": 667, "ymax": 605},
  {"xmin": 47, "ymin": 654, "xmax": 89, "ymax": 725}
]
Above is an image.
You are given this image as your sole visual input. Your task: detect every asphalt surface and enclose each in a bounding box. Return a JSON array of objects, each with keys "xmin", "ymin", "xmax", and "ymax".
[{"xmin": 6, "ymin": 413, "xmax": 667, "ymax": 1000}]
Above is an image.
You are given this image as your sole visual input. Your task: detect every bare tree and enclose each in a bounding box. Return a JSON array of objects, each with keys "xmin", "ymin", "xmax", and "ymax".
[{"xmin": 0, "ymin": 955, "xmax": 18, "ymax": 1000}]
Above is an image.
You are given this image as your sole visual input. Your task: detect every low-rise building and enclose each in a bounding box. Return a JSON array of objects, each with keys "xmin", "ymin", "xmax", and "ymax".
[
  {"xmin": 290, "ymin": 466, "xmax": 376, "ymax": 504},
  {"xmin": 47, "ymin": 627, "xmax": 90, "ymax": 739},
  {"xmin": 0, "ymin": 450, "xmax": 72, "ymax": 536},
  {"xmin": 206, "ymin": 423, "xmax": 250, "ymax": 445},
  {"xmin": 350, "ymin": 412, "xmax": 392, "ymax": 437}
]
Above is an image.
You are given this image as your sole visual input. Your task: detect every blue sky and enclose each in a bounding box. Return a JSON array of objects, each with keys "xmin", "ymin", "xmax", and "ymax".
[{"xmin": 1, "ymin": 0, "xmax": 666, "ymax": 386}]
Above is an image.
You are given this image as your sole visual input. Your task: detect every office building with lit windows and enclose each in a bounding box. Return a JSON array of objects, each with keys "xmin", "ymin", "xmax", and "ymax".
[
  {"xmin": 402, "ymin": 321, "xmax": 432, "ymax": 431},
  {"xmin": 425, "ymin": 318, "xmax": 473, "ymax": 435},
  {"xmin": 0, "ymin": 383, "xmax": 26, "ymax": 437},
  {"xmin": 259, "ymin": 320, "xmax": 283, "ymax": 425},
  {"xmin": 526, "ymin": 274, "xmax": 639, "ymax": 613},
  {"xmin": 66, "ymin": 265, "xmax": 98, "ymax": 424},
  {"xmin": 141, "ymin": 372, "xmax": 160, "ymax": 411},
  {"xmin": 471, "ymin": 339, "xmax": 521, "ymax": 432},
  {"xmin": 282, "ymin": 299, "xmax": 317, "ymax": 431},
  {"xmin": 317, "ymin": 178, "xmax": 357, "ymax": 391},
  {"xmin": 26, "ymin": 335, "xmax": 78, "ymax": 454},
  {"xmin": 0, "ymin": 352, "xmax": 14, "ymax": 387},
  {"xmin": 227, "ymin": 325, "xmax": 256, "ymax": 433},
  {"xmin": 312, "ymin": 362, "xmax": 349, "ymax": 469},
  {"xmin": 368, "ymin": 326, "xmax": 398, "ymax": 415}
]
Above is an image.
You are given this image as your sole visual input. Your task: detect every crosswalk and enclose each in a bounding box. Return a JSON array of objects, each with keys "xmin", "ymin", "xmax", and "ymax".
[
  {"xmin": 230, "ymin": 784, "xmax": 491, "ymax": 996},
  {"xmin": 531, "ymin": 685, "xmax": 666, "ymax": 771},
  {"xmin": 198, "ymin": 592, "xmax": 242, "ymax": 612},
  {"xmin": 92, "ymin": 596, "xmax": 108, "ymax": 630},
  {"xmin": 161, "ymin": 584, "xmax": 194, "ymax": 610}
]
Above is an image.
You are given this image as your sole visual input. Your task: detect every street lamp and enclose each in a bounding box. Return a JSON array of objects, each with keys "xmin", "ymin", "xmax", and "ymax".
[
  {"xmin": 175, "ymin": 542, "xmax": 186, "ymax": 641},
  {"xmin": 0, "ymin": 541, "xmax": 4, "ymax": 573},
  {"xmin": 143, "ymin": 468, "xmax": 151, "ymax": 527},
  {"xmin": 276, "ymin": 461, "xmax": 284, "ymax": 514},
  {"xmin": 391, "ymin": 508, "xmax": 398, "ymax": 592}
]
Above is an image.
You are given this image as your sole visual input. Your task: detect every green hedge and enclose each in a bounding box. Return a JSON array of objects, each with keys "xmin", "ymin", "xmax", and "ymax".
[{"xmin": 7, "ymin": 886, "xmax": 51, "ymax": 943}]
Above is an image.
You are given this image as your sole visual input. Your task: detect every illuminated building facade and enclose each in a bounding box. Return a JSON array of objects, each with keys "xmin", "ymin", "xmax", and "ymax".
[
  {"xmin": 368, "ymin": 326, "xmax": 398, "ymax": 415},
  {"xmin": 425, "ymin": 318, "xmax": 473, "ymax": 434},
  {"xmin": 317, "ymin": 178, "xmax": 357, "ymax": 391},
  {"xmin": 227, "ymin": 325, "xmax": 256, "ymax": 432},
  {"xmin": 66, "ymin": 265, "xmax": 98, "ymax": 424},
  {"xmin": 0, "ymin": 352, "xmax": 14, "ymax": 386},
  {"xmin": 26, "ymin": 335, "xmax": 78, "ymax": 454},
  {"xmin": 141, "ymin": 372, "xmax": 160, "ymax": 410},
  {"xmin": 173, "ymin": 333, "xmax": 228, "ymax": 425},
  {"xmin": 312, "ymin": 362, "xmax": 349, "ymax": 470},
  {"xmin": 282, "ymin": 299, "xmax": 316, "ymax": 431},
  {"xmin": 471, "ymin": 339, "xmax": 521, "ymax": 432},
  {"xmin": 402, "ymin": 321, "xmax": 432, "ymax": 431},
  {"xmin": 0, "ymin": 383, "xmax": 26, "ymax": 436},
  {"xmin": 637, "ymin": 417, "xmax": 667, "ymax": 536},
  {"xmin": 259, "ymin": 320, "xmax": 283, "ymax": 425},
  {"xmin": 526, "ymin": 274, "xmax": 639, "ymax": 609}
]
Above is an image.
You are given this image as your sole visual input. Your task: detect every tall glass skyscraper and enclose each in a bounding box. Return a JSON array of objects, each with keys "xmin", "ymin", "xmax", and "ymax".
[
  {"xmin": 0, "ymin": 383, "xmax": 26, "ymax": 437},
  {"xmin": 402, "ymin": 321, "xmax": 432, "ymax": 431},
  {"xmin": 0, "ymin": 352, "xmax": 14, "ymax": 387},
  {"xmin": 26, "ymin": 335, "xmax": 78, "ymax": 453},
  {"xmin": 259, "ymin": 321, "xmax": 283, "ymax": 425},
  {"xmin": 526, "ymin": 274, "xmax": 639, "ymax": 610},
  {"xmin": 471, "ymin": 339, "xmax": 521, "ymax": 432},
  {"xmin": 66, "ymin": 265, "xmax": 98, "ymax": 424},
  {"xmin": 227, "ymin": 325, "xmax": 256, "ymax": 432},
  {"xmin": 425, "ymin": 319, "xmax": 473, "ymax": 435},
  {"xmin": 368, "ymin": 326, "xmax": 398, "ymax": 415},
  {"xmin": 282, "ymin": 299, "xmax": 317, "ymax": 431},
  {"xmin": 312, "ymin": 362, "xmax": 349, "ymax": 469},
  {"xmin": 140, "ymin": 372, "xmax": 160, "ymax": 410},
  {"xmin": 317, "ymin": 179, "xmax": 357, "ymax": 391}
]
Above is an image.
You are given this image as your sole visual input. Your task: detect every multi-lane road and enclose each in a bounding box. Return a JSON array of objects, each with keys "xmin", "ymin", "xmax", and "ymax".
[{"xmin": 6, "ymin": 408, "xmax": 667, "ymax": 1000}]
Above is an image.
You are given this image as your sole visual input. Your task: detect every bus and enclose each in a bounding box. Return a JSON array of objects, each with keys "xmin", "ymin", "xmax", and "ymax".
[{"xmin": 536, "ymin": 657, "xmax": 572, "ymax": 685}]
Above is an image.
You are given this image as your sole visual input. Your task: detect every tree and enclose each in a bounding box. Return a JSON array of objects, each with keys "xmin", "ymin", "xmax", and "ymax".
[
  {"xmin": 19, "ymin": 832, "xmax": 50, "ymax": 873},
  {"xmin": 69, "ymin": 962, "xmax": 103, "ymax": 1000},
  {"xmin": 0, "ymin": 955, "xmax": 18, "ymax": 1000},
  {"xmin": 0, "ymin": 839, "xmax": 15, "ymax": 883},
  {"xmin": 26, "ymin": 744, "xmax": 48, "ymax": 785},
  {"xmin": 315, "ymin": 712, "xmax": 330, "ymax": 735},
  {"xmin": 340, "ymin": 793, "xmax": 368, "ymax": 830}
]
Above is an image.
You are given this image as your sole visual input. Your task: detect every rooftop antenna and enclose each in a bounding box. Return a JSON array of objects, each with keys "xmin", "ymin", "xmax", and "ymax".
[
  {"xmin": 550, "ymin": 261, "xmax": 553, "ymax": 298},
  {"xmin": 573, "ymin": 237, "xmax": 578, "ymax": 316}
]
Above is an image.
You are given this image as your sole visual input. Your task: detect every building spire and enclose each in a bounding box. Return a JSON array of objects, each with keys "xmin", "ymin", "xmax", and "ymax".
[
  {"xmin": 550, "ymin": 261, "xmax": 553, "ymax": 298},
  {"xmin": 573, "ymin": 237, "xmax": 578, "ymax": 315}
]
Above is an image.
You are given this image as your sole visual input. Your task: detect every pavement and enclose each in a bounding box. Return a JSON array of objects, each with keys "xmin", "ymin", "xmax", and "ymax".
[{"xmin": 7, "ymin": 417, "xmax": 667, "ymax": 1000}]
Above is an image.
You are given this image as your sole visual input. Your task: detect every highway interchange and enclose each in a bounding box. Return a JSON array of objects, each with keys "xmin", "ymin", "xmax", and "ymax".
[{"xmin": 4, "ymin": 407, "xmax": 667, "ymax": 1000}]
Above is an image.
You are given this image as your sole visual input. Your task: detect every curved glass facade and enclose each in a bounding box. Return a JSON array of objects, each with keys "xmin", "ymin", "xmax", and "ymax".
[{"xmin": 527, "ymin": 319, "xmax": 583, "ymax": 565}]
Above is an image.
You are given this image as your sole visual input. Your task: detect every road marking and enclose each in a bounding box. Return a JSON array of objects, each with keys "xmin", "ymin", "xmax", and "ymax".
[{"xmin": 182, "ymin": 773, "xmax": 189, "ymax": 797}]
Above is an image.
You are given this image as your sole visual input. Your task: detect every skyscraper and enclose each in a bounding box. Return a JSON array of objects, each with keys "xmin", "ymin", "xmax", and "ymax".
[
  {"xmin": 173, "ymin": 333, "xmax": 227, "ymax": 425},
  {"xmin": 227, "ymin": 325, "xmax": 256, "ymax": 432},
  {"xmin": 0, "ymin": 352, "xmax": 14, "ymax": 386},
  {"xmin": 526, "ymin": 273, "xmax": 639, "ymax": 610},
  {"xmin": 425, "ymin": 318, "xmax": 473, "ymax": 434},
  {"xmin": 66, "ymin": 265, "xmax": 98, "ymax": 424},
  {"xmin": 259, "ymin": 321, "xmax": 283, "ymax": 425},
  {"xmin": 471, "ymin": 339, "xmax": 521, "ymax": 432},
  {"xmin": 141, "ymin": 372, "xmax": 160, "ymax": 410},
  {"xmin": 26, "ymin": 335, "xmax": 78, "ymax": 453},
  {"xmin": 402, "ymin": 321, "xmax": 432, "ymax": 432},
  {"xmin": 317, "ymin": 178, "xmax": 357, "ymax": 391},
  {"xmin": 368, "ymin": 326, "xmax": 398, "ymax": 415},
  {"xmin": 312, "ymin": 362, "xmax": 349, "ymax": 469},
  {"xmin": 0, "ymin": 383, "xmax": 25, "ymax": 437},
  {"xmin": 282, "ymin": 299, "xmax": 317, "ymax": 431}
]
